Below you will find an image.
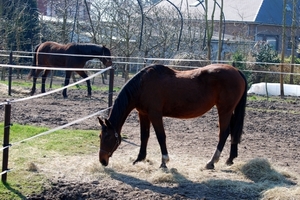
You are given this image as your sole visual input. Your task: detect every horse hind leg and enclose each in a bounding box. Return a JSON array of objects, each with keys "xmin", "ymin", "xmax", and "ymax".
[
  {"xmin": 62, "ymin": 71, "xmax": 72, "ymax": 98},
  {"xmin": 30, "ymin": 69, "xmax": 42, "ymax": 95},
  {"xmin": 41, "ymin": 70, "xmax": 50, "ymax": 93},
  {"xmin": 206, "ymin": 112, "xmax": 232, "ymax": 169},
  {"xmin": 226, "ymin": 143, "xmax": 238, "ymax": 165},
  {"xmin": 30, "ymin": 76, "xmax": 37, "ymax": 95},
  {"xmin": 205, "ymin": 130, "xmax": 230, "ymax": 169}
]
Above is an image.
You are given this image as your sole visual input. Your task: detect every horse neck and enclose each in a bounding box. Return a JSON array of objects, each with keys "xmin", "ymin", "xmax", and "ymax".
[
  {"xmin": 87, "ymin": 45, "xmax": 104, "ymax": 55},
  {"xmin": 108, "ymin": 97, "xmax": 135, "ymax": 134},
  {"xmin": 77, "ymin": 44, "xmax": 103, "ymax": 58},
  {"xmin": 108, "ymin": 72, "xmax": 142, "ymax": 134}
]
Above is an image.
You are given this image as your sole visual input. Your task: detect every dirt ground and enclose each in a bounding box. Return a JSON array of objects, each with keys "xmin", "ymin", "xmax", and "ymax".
[{"xmin": 0, "ymin": 75, "xmax": 299, "ymax": 199}]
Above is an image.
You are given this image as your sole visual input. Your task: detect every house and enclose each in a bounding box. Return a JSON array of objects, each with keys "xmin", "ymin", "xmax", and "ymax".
[
  {"xmin": 36, "ymin": 0, "xmax": 91, "ymax": 21},
  {"xmin": 154, "ymin": 0, "xmax": 300, "ymax": 57}
]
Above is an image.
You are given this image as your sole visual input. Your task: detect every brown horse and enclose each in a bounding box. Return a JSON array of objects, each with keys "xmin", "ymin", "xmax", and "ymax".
[
  {"xmin": 98, "ymin": 64, "xmax": 247, "ymax": 169},
  {"xmin": 28, "ymin": 41, "xmax": 112, "ymax": 98}
]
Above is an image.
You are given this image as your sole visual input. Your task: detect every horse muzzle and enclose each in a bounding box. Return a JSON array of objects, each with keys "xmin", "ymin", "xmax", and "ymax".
[
  {"xmin": 99, "ymin": 150, "xmax": 110, "ymax": 166},
  {"xmin": 100, "ymin": 159, "xmax": 108, "ymax": 166},
  {"xmin": 105, "ymin": 60, "xmax": 112, "ymax": 67}
]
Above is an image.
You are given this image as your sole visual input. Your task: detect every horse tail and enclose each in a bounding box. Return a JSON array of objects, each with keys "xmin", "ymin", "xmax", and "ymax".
[
  {"xmin": 232, "ymin": 61, "xmax": 236, "ymax": 67},
  {"xmin": 28, "ymin": 44, "xmax": 40, "ymax": 80},
  {"xmin": 230, "ymin": 70, "xmax": 247, "ymax": 144}
]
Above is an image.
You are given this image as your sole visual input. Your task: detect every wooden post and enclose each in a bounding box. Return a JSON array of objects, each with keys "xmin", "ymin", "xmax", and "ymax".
[
  {"xmin": 8, "ymin": 51, "xmax": 13, "ymax": 96},
  {"xmin": 108, "ymin": 67, "xmax": 115, "ymax": 108},
  {"xmin": 2, "ymin": 102, "xmax": 11, "ymax": 182}
]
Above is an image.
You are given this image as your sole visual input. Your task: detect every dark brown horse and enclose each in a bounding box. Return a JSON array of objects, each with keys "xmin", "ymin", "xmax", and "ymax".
[
  {"xmin": 28, "ymin": 41, "xmax": 112, "ymax": 98},
  {"xmin": 98, "ymin": 64, "xmax": 247, "ymax": 169}
]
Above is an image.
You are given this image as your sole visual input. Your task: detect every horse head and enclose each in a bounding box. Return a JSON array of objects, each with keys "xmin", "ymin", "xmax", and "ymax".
[
  {"xmin": 100, "ymin": 46, "xmax": 112, "ymax": 67},
  {"xmin": 97, "ymin": 117, "xmax": 121, "ymax": 166}
]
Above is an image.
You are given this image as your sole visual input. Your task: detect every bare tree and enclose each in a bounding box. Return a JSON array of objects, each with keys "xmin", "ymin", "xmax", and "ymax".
[
  {"xmin": 0, "ymin": 0, "xmax": 39, "ymax": 79},
  {"xmin": 142, "ymin": 2, "xmax": 207, "ymax": 61},
  {"xmin": 88, "ymin": 0, "xmax": 110, "ymax": 44},
  {"xmin": 204, "ymin": 0, "xmax": 216, "ymax": 61},
  {"xmin": 216, "ymin": 0, "xmax": 223, "ymax": 61},
  {"xmin": 106, "ymin": 0, "xmax": 141, "ymax": 81}
]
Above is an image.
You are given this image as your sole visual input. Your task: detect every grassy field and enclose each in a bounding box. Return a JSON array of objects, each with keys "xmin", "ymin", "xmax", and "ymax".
[{"xmin": 0, "ymin": 123, "xmax": 99, "ymax": 199}]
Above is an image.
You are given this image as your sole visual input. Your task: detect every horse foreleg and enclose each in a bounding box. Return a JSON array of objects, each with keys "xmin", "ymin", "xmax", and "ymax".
[
  {"xmin": 206, "ymin": 113, "xmax": 231, "ymax": 169},
  {"xmin": 63, "ymin": 71, "xmax": 72, "ymax": 98},
  {"xmin": 76, "ymin": 71, "xmax": 91, "ymax": 97},
  {"xmin": 133, "ymin": 113, "xmax": 150, "ymax": 165},
  {"xmin": 150, "ymin": 115, "xmax": 169, "ymax": 168}
]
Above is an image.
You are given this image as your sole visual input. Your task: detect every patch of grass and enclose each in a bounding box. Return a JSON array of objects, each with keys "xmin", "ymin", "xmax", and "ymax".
[
  {"xmin": 247, "ymin": 95, "xmax": 267, "ymax": 101},
  {"xmin": 0, "ymin": 80, "xmax": 33, "ymax": 88},
  {"xmin": 0, "ymin": 79, "xmax": 122, "ymax": 92},
  {"xmin": 247, "ymin": 94, "xmax": 299, "ymax": 103},
  {"xmin": 0, "ymin": 123, "xmax": 99, "ymax": 199}
]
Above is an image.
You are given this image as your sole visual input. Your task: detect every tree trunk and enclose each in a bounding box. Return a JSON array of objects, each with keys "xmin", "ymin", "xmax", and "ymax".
[
  {"xmin": 217, "ymin": 0, "xmax": 223, "ymax": 61},
  {"xmin": 290, "ymin": 0, "xmax": 296, "ymax": 84},
  {"xmin": 280, "ymin": 0, "xmax": 287, "ymax": 98},
  {"xmin": 205, "ymin": 0, "xmax": 216, "ymax": 61}
]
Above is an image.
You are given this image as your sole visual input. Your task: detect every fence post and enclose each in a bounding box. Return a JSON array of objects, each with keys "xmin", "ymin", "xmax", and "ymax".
[
  {"xmin": 8, "ymin": 51, "xmax": 13, "ymax": 96},
  {"xmin": 108, "ymin": 67, "xmax": 115, "ymax": 108},
  {"xmin": 2, "ymin": 102, "xmax": 11, "ymax": 183}
]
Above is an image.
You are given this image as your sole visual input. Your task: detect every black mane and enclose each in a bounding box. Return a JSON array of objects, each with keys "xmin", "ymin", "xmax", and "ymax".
[
  {"xmin": 108, "ymin": 65, "xmax": 174, "ymax": 127},
  {"xmin": 72, "ymin": 43, "xmax": 106, "ymax": 55}
]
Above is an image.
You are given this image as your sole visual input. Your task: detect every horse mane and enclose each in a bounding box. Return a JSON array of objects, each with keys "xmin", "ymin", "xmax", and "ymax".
[
  {"xmin": 72, "ymin": 43, "xmax": 106, "ymax": 55},
  {"xmin": 109, "ymin": 67, "xmax": 144, "ymax": 124},
  {"xmin": 109, "ymin": 65, "xmax": 174, "ymax": 123},
  {"xmin": 117, "ymin": 64, "xmax": 173, "ymax": 104}
]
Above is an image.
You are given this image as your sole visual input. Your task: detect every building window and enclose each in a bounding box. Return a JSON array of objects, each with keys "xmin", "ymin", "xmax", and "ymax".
[
  {"xmin": 256, "ymin": 35, "xmax": 278, "ymax": 50},
  {"xmin": 287, "ymin": 37, "xmax": 299, "ymax": 50}
]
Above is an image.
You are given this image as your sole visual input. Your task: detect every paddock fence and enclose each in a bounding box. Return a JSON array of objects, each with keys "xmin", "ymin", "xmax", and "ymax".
[
  {"xmin": 0, "ymin": 49, "xmax": 120, "ymax": 182},
  {"xmin": 1, "ymin": 50, "xmax": 300, "ymax": 183},
  {"xmin": 0, "ymin": 63, "xmax": 114, "ymax": 182}
]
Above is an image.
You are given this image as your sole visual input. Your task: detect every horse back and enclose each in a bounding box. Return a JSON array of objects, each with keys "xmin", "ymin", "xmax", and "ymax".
[
  {"xmin": 136, "ymin": 64, "xmax": 245, "ymax": 118},
  {"xmin": 35, "ymin": 41, "xmax": 71, "ymax": 67}
]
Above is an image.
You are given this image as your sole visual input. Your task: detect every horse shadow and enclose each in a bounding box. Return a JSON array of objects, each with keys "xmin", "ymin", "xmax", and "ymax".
[
  {"xmin": 104, "ymin": 163, "xmax": 297, "ymax": 199},
  {"xmin": 2, "ymin": 182, "xmax": 26, "ymax": 199}
]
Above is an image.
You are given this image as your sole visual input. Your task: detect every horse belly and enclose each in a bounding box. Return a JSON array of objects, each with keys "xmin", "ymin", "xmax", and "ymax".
[{"xmin": 162, "ymin": 97, "xmax": 215, "ymax": 119}]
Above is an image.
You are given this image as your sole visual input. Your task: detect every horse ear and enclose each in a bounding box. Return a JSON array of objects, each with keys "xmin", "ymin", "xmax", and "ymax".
[
  {"xmin": 105, "ymin": 119, "xmax": 112, "ymax": 128},
  {"xmin": 97, "ymin": 117, "xmax": 105, "ymax": 126}
]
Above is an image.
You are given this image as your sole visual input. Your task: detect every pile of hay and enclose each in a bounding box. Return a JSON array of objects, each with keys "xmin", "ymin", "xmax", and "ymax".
[
  {"xmin": 237, "ymin": 158, "xmax": 299, "ymax": 200},
  {"xmin": 0, "ymin": 83, "xmax": 30, "ymax": 96},
  {"xmin": 240, "ymin": 158, "xmax": 289, "ymax": 183}
]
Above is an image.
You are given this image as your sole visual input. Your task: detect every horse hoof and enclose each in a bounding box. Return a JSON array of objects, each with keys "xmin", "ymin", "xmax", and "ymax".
[
  {"xmin": 225, "ymin": 159, "xmax": 234, "ymax": 166},
  {"xmin": 160, "ymin": 163, "xmax": 167, "ymax": 168},
  {"xmin": 205, "ymin": 162, "xmax": 215, "ymax": 169},
  {"xmin": 133, "ymin": 158, "xmax": 143, "ymax": 165}
]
